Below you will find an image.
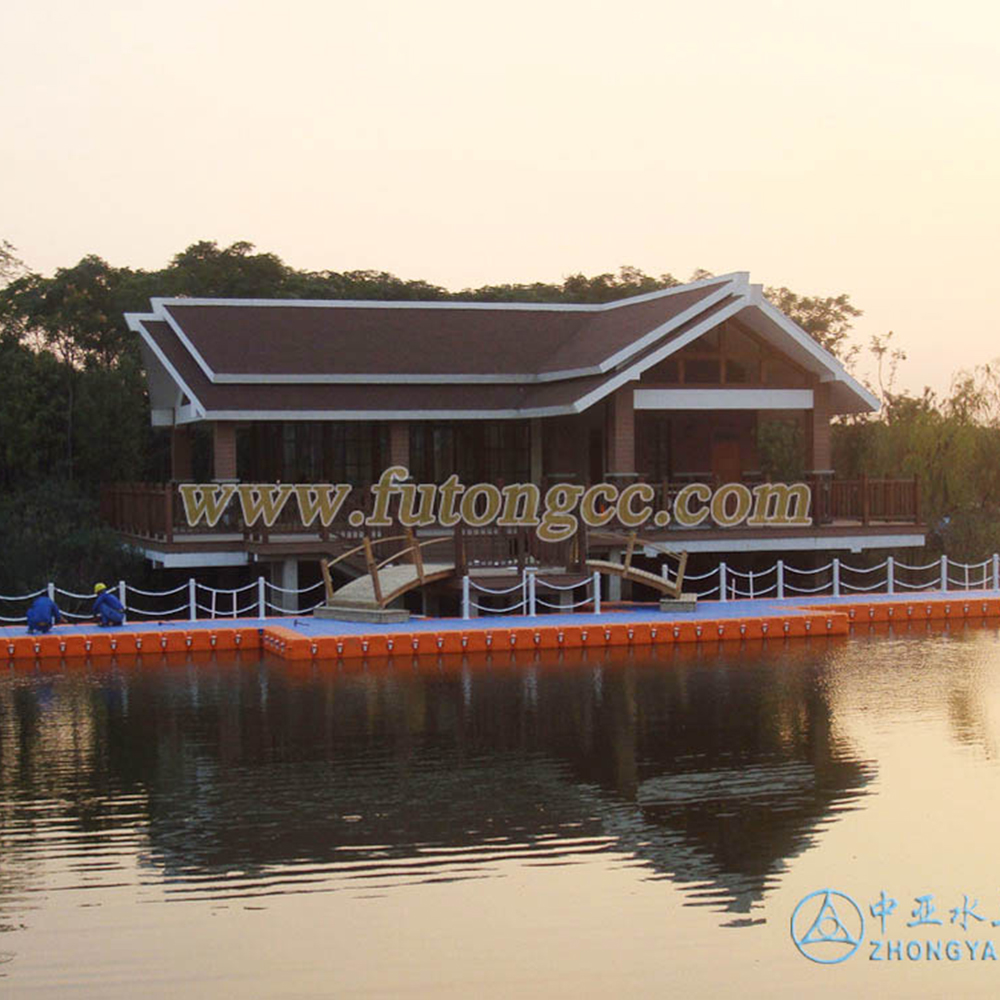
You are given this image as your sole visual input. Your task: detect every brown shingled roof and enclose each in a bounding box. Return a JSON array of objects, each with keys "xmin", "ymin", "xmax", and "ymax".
[{"xmin": 157, "ymin": 279, "xmax": 729, "ymax": 379}]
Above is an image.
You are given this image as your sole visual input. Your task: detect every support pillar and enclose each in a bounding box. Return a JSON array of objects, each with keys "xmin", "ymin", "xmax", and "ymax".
[
  {"xmin": 271, "ymin": 558, "xmax": 299, "ymax": 613},
  {"xmin": 212, "ymin": 422, "xmax": 238, "ymax": 481},
  {"xmin": 530, "ymin": 418, "xmax": 543, "ymax": 485},
  {"xmin": 607, "ymin": 548, "xmax": 623, "ymax": 601},
  {"xmin": 170, "ymin": 427, "xmax": 193, "ymax": 481},
  {"xmin": 809, "ymin": 383, "xmax": 833, "ymax": 473},
  {"xmin": 606, "ymin": 386, "xmax": 637, "ymax": 479},
  {"xmin": 389, "ymin": 421, "xmax": 410, "ymax": 471}
]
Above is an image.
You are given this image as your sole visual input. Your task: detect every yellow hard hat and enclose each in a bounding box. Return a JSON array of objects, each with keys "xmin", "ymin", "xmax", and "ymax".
[{"xmin": 94, "ymin": 583, "xmax": 107, "ymax": 594}]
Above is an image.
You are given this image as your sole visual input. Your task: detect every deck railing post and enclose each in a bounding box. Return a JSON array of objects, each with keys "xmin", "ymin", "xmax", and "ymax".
[
  {"xmin": 940, "ymin": 554, "xmax": 948, "ymax": 592},
  {"xmin": 748, "ymin": 569, "xmax": 754, "ymax": 600},
  {"xmin": 777, "ymin": 560, "xmax": 784, "ymax": 600},
  {"xmin": 719, "ymin": 562, "xmax": 727, "ymax": 603},
  {"xmin": 833, "ymin": 558, "xmax": 840, "ymax": 598},
  {"xmin": 887, "ymin": 556, "xmax": 894, "ymax": 595},
  {"xmin": 993, "ymin": 554, "xmax": 999, "ymax": 591},
  {"xmin": 47, "ymin": 582, "xmax": 55, "ymax": 601},
  {"xmin": 526, "ymin": 568, "xmax": 537, "ymax": 617},
  {"xmin": 258, "ymin": 576, "xmax": 266, "ymax": 618},
  {"xmin": 188, "ymin": 578, "xmax": 196, "ymax": 621},
  {"xmin": 592, "ymin": 570, "xmax": 601, "ymax": 615},
  {"xmin": 119, "ymin": 580, "xmax": 127, "ymax": 616},
  {"xmin": 462, "ymin": 575, "xmax": 470, "ymax": 620}
]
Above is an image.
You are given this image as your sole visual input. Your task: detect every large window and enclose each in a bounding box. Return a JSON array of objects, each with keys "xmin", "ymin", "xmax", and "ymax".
[
  {"xmin": 410, "ymin": 421, "xmax": 530, "ymax": 484},
  {"xmin": 636, "ymin": 414, "xmax": 672, "ymax": 480},
  {"xmin": 240, "ymin": 423, "xmax": 388, "ymax": 483}
]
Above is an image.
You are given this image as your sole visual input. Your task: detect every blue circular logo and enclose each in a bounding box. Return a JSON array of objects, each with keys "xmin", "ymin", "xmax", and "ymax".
[{"xmin": 790, "ymin": 889, "xmax": 865, "ymax": 964}]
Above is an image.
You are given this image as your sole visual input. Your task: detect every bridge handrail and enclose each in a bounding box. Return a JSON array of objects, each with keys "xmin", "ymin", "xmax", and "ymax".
[{"xmin": 374, "ymin": 536, "xmax": 449, "ymax": 573}]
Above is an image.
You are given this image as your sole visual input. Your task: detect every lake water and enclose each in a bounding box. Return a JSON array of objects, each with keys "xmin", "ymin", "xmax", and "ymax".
[{"xmin": 4, "ymin": 624, "xmax": 1000, "ymax": 997}]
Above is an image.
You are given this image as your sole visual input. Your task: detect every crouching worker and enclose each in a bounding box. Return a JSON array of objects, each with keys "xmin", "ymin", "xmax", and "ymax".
[
  {"xmin": 93, "ymin": 583, "xmax": 125, "ymax": 627},
  {"xmin": 26, "ymin": 594, "xmax": 63, "ymax": 634}
]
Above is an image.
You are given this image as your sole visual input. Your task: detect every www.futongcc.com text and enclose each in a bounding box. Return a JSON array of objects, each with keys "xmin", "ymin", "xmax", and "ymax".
[{"xmin": 178, "ymin": 466, "xmax": 812, "ymax": 543}]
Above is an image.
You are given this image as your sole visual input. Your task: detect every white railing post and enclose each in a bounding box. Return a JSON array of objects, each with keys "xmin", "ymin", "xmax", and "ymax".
[
  {"xmin": 833, "ymin": 558, "xmax": 840, "ymax": 598},
  {"xmin": 462, "ymin": 575, "xmax": 470, "ymax": 620},
  {"xmin": 592, "ymin": 570, "xmax": 601, "ymax": 615},
  {"xmin": 210, "ymin": 588, "xmax": 217, "ymax": 619},
  {"xmin": 965, "ymin": 562, "xmax": 970, "ymax": 591},
  {"xmin": 258, "ymin": 575, "xmax": 266, "ymax": 618},
  {"xmin": 47, "ymin": 582, "xmax": 55, "ymax": 601},
  {"xmin": 118, "ymin": 580, "xmax": 127, "ymax": 610},
  {"xmin": 527, "ymin": 569, "xmax": 537, "ymax": 617},
  {"xmin": 887, "ymin": 556, "xmax": 894, "ymax": 596},
  {"xmin": 748, "ymin": 569, "xmax": 754, "ymax": 600},
  {"xmin": 993, "ymin": 554, "xmax": 999, "ymax": 592},
  {"xmin": 940, "ymin": 554, "xmax": 948, "ymax": 592},
  {"xmin": 188, "ymin": 578, "xmax": 196, "ymax": 621},
  {"xmin": 777, "ymin": 560, "xmax": 784, "ymax": 600},
  {"xmin": 719, "ymin": 562, "xmax": 727, "ymax": 602}
]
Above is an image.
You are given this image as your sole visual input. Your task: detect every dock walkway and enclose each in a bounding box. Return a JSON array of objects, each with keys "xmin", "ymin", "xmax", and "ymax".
[{"xmin": 4, "ymin": 591, "xmax": 999, "ymax": 664}]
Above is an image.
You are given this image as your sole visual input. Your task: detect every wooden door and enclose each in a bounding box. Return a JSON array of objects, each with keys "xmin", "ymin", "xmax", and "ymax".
[{"xmin": 711, "ymin": 434, "xmax": 742, "ymax": 485}]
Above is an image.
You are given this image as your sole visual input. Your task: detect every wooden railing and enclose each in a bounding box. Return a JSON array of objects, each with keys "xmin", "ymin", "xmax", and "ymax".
[{"xmin": 100, "ymin": 476, "xmax": 923, "ymax": 545}]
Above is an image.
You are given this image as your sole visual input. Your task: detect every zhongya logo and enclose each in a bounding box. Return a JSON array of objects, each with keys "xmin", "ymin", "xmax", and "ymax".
[{"xmin": 791, "ymin": 889, "xmax": 866, "ymax": 964}]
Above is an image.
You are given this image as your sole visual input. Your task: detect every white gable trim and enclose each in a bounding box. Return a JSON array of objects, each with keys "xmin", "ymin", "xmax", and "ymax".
[
  {"xmin": 128, "ymin": 314, "xmax": 206, "ymax": 421},
  {"xmin": 748, "ymin": 286, "xmax": 879, "ymax": 411}
]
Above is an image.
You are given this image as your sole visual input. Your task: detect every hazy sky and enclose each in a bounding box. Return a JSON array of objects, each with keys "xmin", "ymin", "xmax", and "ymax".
[{"xmin": 4, "ymin": 0, "xmax": 998, "ymax": 398}]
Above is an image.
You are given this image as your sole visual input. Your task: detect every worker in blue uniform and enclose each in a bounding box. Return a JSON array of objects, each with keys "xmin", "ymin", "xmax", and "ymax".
[
  {"xmin": 26, "ymin": 595, "xmax": 63, "ymax": 634},
  {"xmin": 93, "ymin": 583, "xmax": 125, "ymax": 627}
]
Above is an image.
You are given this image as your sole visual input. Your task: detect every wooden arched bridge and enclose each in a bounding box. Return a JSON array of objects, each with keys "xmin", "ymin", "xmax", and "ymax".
[
  {"xmin": 319, "ymin": 527, "xmax": 689, "ymax": 614},
  {"xmin": 320, "ymin": 530, "xmax": 455, "ymax": 611}
]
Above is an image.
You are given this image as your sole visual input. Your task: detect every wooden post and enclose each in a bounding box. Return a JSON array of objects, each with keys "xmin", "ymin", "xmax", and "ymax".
[
  {"xmin": 408, "ymin": 528, "xmax": 425, "ymax": 585},
  {"xmin": 320, "ymin": 558, "xmax": 334, "ymax": 605},
  {"xmin": 624, "ymin": 531, "xmax": 636, "ymax": 571},
  {"xmin": 364, "ymin": 536, "xmax": 384, "ymax": 606}
]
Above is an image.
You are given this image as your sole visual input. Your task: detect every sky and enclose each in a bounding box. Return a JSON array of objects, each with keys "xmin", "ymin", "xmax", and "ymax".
[{"xmin": 4, "ymin": 0, "xmax": 999, "ymax": 399}]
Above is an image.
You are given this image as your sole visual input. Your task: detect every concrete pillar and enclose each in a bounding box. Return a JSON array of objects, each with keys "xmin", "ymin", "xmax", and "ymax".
[
  {"xmin": 170, "ymin": 427, "xmax": 193, "ymax": 481},
  {"xmin": 606, "ymin": 387, "xmax": 636, "ymax": 476},
  {"xmin": 607, "ymin": 548, "xmax": 623, "ymax": 601},
  {"xmin": 212, "ymin": 422, "xmax": 238, "ymax": 481},
  {"xmin": 389, "ymin": 421, "xmax": 410, "ymax": 470},
  {"xmin": 272, "ymin": 558, "xmax": 299, "ymax": 613}
]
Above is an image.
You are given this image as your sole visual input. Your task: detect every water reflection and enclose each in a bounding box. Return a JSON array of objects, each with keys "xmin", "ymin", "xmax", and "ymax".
[{"xmin": 0, "ymin": 639, "xmax": 875, "ymax": 925}]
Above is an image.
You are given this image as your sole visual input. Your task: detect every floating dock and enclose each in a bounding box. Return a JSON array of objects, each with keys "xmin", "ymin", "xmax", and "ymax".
[{"xmin": 4, "ymin": 592, "xmax": 1000, "ymax": 664}]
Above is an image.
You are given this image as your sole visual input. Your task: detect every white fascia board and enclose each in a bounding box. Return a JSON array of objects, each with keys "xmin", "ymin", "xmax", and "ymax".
[
  {"xmin": 747, "ymin": 288, "xmax": 880, "ymax": 413},
  {"xmin": 174, "ymin": 403, "xmax": 203, "ymax": 425},
  {"xmin": 201, "ymin": 404, "xmax": 575, "ymax": 421},
  {"xmin": 210, "ymin": 370, "xmax": 601, "ymax": 385},
  {"xmin": 634, "ymin": 388, "xmax": 814, "ymax": 410},
  {"xmin": 129, "ymin": 315, "xmax": 206, "ymax": 421},
  {"xmin": 643, "ymin": 533, "xmax": 926, "ymax": 555},
  {"xmin": 570, "ymin": 295, "xmax": 751, "ymax": 414},
  {"xmin": 138, "ymin": 547, "xmax": 250, "ymax": 569}
]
